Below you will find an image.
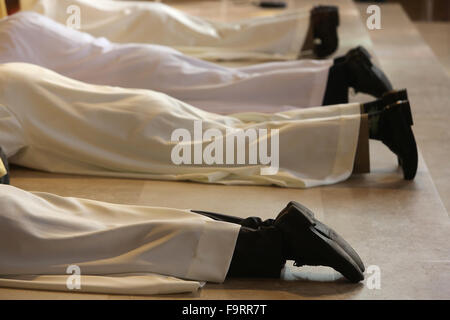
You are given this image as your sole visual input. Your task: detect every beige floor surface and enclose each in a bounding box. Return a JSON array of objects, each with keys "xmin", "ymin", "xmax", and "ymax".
[
  {"xmin": 415, "ymin": 22, "xmax": 450, "ymax": 76},
  {"xmin": 356, "ymin": 4, "xmax": 450, "ymax": 216}
]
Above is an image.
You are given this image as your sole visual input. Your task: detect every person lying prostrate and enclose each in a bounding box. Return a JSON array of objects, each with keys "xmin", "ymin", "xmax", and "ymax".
[
  {"xmin": 0, "ymin": 160, "xmax": 365, "ymax": 295},
  {"xmin": 0, "ymin": 12, "xmax": 392, "ymax": 114},
  {"xmin": 26, "ymin": 0, "xmax": 339, "ymax": 60},
  {"xmin": 0, "ymin": 63, "xmax": 417, "ymax": 188}
]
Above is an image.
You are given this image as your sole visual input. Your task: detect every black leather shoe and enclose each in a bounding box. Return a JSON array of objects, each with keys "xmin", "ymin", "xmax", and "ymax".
[
  {"xmin": 363, "ymin": 89, "xmax": 413, "ymax": 126},
  {"xmin": 274, "ymin": 201, "xmax": 365, "ymax": 283},
  {"xmin": 345, "ymin": 46, "xmax": 393, "ymax": 97},
  {"xmin": 379, "ymin": 102, "xmax": 418, "ymax": 180},
  {"xmin": 383, "ymin": 90, "xmax": 413, "ymax": 125},
  {"xmin": 0, "ymin": 147, "xmax": 10, "ymax": 185},
  {"xmin": 311, "ymin": 5, "xmax": 340, "ymax": 58},
  {"xmin": 323, "ymin": 47, "xmax": 394, "ymax": 105}
]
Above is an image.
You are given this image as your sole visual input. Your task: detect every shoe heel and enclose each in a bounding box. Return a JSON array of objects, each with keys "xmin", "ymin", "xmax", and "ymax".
[
  {"xmin": 400, "ymin": 101, "xmax": 414, "ymax": 126},
  {"xmin": 383, "ymin": 89, "xmax": 408, "ymax": 105},
  {"xmin": 323, "ymin": 6, "xmax": 339, "ymax": 27},
  {"xmin": 388, "ymin": 100, "xmax": 413, "ymax": 126},
  {"xmin": 312, "ymin": 5, "xmax": 339, "ymax": 27}
]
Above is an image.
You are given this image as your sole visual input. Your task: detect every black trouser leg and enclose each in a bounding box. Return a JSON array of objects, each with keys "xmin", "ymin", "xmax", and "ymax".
[{"xmin": 226, "ymin": 226, "xmax": 286, "ymax": 278}]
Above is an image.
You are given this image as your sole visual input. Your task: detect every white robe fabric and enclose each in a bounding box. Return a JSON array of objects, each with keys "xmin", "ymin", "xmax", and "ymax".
[
  {"xmin": 26, "ymin": 0, "xmax": 311, "ymax": 61},
  {"xmin": 0, "ymin": 12, "xmax": 331, "ymax": 114},
  {"xmin": 0, "ymin": 63, "xmax": 361, "ymax": 188},
  {"xmin": 0, "ymin": 184, "xmax": 240, "ymax": 295}
]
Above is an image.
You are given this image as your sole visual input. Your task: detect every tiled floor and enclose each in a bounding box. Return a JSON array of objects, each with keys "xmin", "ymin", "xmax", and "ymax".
[
  {"xmin": 415, "ymin": 22, "xmax": 450, "ymax": 75},
  {"xmin": 0, "ymin": 0, "xmax": 449, "ymax": 299}
]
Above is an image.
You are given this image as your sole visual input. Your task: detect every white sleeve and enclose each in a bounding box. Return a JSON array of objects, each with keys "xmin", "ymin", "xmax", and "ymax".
[{"xmin": 0, "ymin": 184, "xmax": 240, "ymax": 294}]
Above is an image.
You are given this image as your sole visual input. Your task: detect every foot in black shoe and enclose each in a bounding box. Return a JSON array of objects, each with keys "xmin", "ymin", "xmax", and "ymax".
[
  {"xmin": 345, "ymin": 46, "xmax": 393, "ymax": 97},
  {"xmin": 323, "ymin": 47, "xmax": 394, "ymax": 105},
  {"xmin": 364, "ymin": 89, "xmax": 408, "ymax": 112},
  {"xmin": 312, "ymin": 6, "xmax": 340, "ymax": 58},
  {"xmin": 300, "ymin": 5, "xmax": 340, "ymax": 59},
  {"xmin": 290, "ymin": 202, "xmax": 365, "ymax": 273},
  {"xmin": 382, "ymin": 90, "xmax": 413, "ymax": 125},
  {"xmin": 363, "ymin": 89, "xmax": 413, "ymax": 126},
  {"xmin": 371, "ymin": 102, "xmax": 418, "ymax": 180},
  {"xmin": 0, "ymin": 147, "xmax": 10, "ymax": 185},
  {"xmin": 274, "ymin": 201, "xmax": 365, "ymax": 283}
]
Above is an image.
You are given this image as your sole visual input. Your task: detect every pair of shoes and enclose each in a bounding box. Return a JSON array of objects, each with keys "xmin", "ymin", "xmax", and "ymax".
[
  {"xmin": 382, "ymin": 89, "xmax": 413, "ymax": 125},
  {"xmin": 365, "ymin": 89, "xmax": 417, "ymax": 180},
  {"xmin": 310, "ymin": 5, "xmax": 340, "ymax": 58},
  {"xmin": 0, "ymin": 147, "xmax": 10, "ymax": 185},
  {"xmin": 378, "ymin": 101, "xmax": 418, "ymax": 180},
  {"xmin": 275, "ymin": 201, "xmax": 365, "ymax": 283}
]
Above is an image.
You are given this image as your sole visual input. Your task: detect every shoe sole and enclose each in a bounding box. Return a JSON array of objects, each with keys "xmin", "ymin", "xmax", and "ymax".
[
  {"xmin": 287, "ymin": 201, "xmax": 365, "ymax": 273},
  {"xmin": 383, "ymin": 90, "xmax": 413, "ymax": 126},
  {"xmin": 384, "ymin": 106, "xmax": 418, "ymax": 180},
  {"xmin": 401, "ymin": 124, "xmax": 418, "ymax": 180},
  {"xmin": 278, "ymin": 202, "xmax": 365, "ymax": 283}
]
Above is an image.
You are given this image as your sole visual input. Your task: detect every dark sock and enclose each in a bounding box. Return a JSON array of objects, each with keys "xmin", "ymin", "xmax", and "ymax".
[
  {"xmin": 226, "ymin": 226, "xmax": 286, "ymax": 278},
  {"xmin": 322, "ymin": 60, "xmax": 349, "ymax": 105},
  {"xmin": 191, "ymin": 210, "xmax": 284, "ymax": 278}
]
